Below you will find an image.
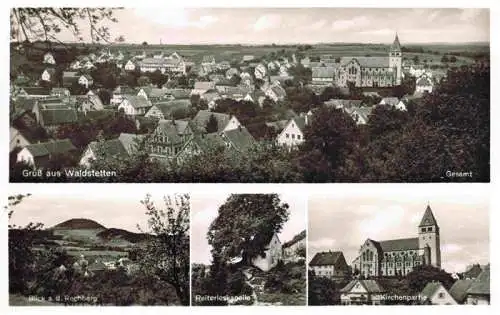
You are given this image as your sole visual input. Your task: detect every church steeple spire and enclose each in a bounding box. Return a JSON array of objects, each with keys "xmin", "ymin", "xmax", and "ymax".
[
  {"xmin": 419, "ymin": 204, "xmax": 438, "ymax": 227},
  {"xmin": 391, "ymin": 32, "xmax": 401, "ymax": 52}
]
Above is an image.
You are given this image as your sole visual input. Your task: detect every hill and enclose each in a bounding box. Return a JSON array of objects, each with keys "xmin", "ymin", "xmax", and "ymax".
[
  {"xmin": 97, "ymin": 228, "xmax": 150, "ymax": 243},
  {"xmin": 52, "ymin": 218, "xmax": 106, "ymax": 230}
]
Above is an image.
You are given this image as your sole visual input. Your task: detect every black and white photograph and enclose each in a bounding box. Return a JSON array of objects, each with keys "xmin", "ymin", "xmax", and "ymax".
[
  {"xmin": 307, "ymin": 190, "xmax": 490, "ymax": 305},
  {"xmin": 8, "ymin": 7, "xmax": 490, "ymax": 183},
  {"xmin": 7, "ymin": 188, "xmax": 190, "ymax": 306},
  {"xmin": 190, "ymin": 193, "xmax": 306, "ymax": 305}
]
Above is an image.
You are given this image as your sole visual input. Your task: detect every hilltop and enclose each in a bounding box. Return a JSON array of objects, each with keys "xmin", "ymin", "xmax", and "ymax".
[{"xmin": 52, "ymin": 218, "xmax": 106, "ymax": 230}]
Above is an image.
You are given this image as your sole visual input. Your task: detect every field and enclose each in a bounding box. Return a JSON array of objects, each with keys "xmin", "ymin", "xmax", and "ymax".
[{"xmin": 66, "ymin": 249, "xmax": 128, "ymax": 258}]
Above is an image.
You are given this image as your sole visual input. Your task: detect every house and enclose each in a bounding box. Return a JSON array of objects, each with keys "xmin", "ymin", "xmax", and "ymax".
[
  {"xmin": 17, "ymin": 139, "xmax": 76, "ymax": 167},
  {"xmin": 78, "ymin": 75, "xmax": 94, "ymax": 88},
  {"xmin": 282, "ymin": 230, "xmax": 306, "ymax": 263},
  {"xmin": 124, "ymin": 60, "xmax": 136, "ymax": 71},
  {"xmin": 220, "ymin": 126, "xmax": 256, "ymax": 152},
  {"xmin": 208, "ymin": 74, "xmax": 226, "ymax": 83},
  {"xmin": 251, "ymin": 232, "xmax": 282, "ymax": 272},
  {"xmin": 415, "ymin": 75, "xmax": 434, "ymax": 94},
  {"xmin": 242, "ymin": 55, "xmax": 255, "ymax": 62},
  {"xmin": 191, "ymin": 81, "xmax": 216, "ymax": 96},
  {"xmin": 244, "ymin": 90, "xmax": 267, "ymax": 107},
  {"xmin": 83, "ymin": 60, "xmax": 95, "ymax": 70},
  {"xmin": 51, "ymin": 88, "xmax": 70, "ymax": 97},
  {"xmin": 269, "ymin": 75, "xmax": 294, "ymax": 86},
  {"xmin": 43, "ymin": 52, "xmax": 56, "ymax": 65},
  {"xmin": 311, "ymin": 67, "xmax": 336, "ymax": 85},
  {"xmin": 420, "ymin": 282, "xmax": 457, "ymax": 305},
  {"xmin": 192, "ymin": 110, "xmax": 241, "ymax": 134},
  {"xmin": 217, "ymin": 61, "xmax": 231, "ymax": 70},
  {"xmin": 118, "ymin": 95, "xmax": 152, "ymax": 116},
  {"xmin": 38, "ymin": 108, "xmax": 79, "ymax": 129},
  {"xmin": 449, "ymin": 279, "xmax": 474, "ymax": 304},
  {"xmin": 17, "ymin": 87, "xmax": 52, "ymax": 99},
  {"xmin": 145, "ymin": 99, "xmax": 191, "ymax": 120},
  {"xmin": 463, "ymin": 264, "xmax": 484, "ymax": 279},
  {"xmin": 221, "ymin": 86, "xmax": 249, "ymax": 101},
  {"xmin": 41, "ymin": 68, "xmax": 56, "ymax": 82},
  {"xmin": 79, "ymin": 133, "xmax": 144, "ymax": 167},
  {"xmin": 77, "ymin": 95, "xmax": 104, "ymax": 112},
  {"xmin": 62, "ymin": 71, "xmax": 80, "ymax": 87},
  {"xmin": 202, "ymin": 91, "xmax": 221, "ymax": 110},
  {"xmin": 265, "ymin": 84, "xmax": 286, "ymax": 102},
  {"xmin": 254, "ymin": 63, "xmax": 267, "ymax": 79},
  {"xmin": 147, "ymin": 119, "xmax": 194, "ymax": 160},
  {"xmin": 345, "ymin": 107, "xmax": 373, "ymax": 125},
  {"xmin": 379, "ymin": 97, "xmax": 406, "ymax": 111},
  {"xmin": 202, "ymin": 55, "xmax": 216, "ymax": 65},
  {"xmin": 340, "ymin": 280, "xmax": 386, "ymax": 305},
  {"xmin": 111, "ymin": 86, "xmax": 137, "ymax": 106},
  {"xmin": 309, "ymin": 251, "xmax": 350, "ymax": 278},
  {"xmin": 10, "ymin": 127, "xmax": 33, "ymax": 152},
  {"xmin": 137, "ymin": 87, "xmax": 168, "ymax": 102},
  {"xmin": 464, "ymin": 265, "xmax": 490, "ymax": 305},
  {"xmin": 138, "ymin": 58, "xmax": 186, "ymax": 75},
  {"xmin": 277, "ymin": 115, "xmax": 309, "ymax": 148}
]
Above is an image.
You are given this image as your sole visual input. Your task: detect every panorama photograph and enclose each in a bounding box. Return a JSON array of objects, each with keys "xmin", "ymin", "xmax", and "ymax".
[
  {"xmin": 7, "ymin": 188, "xmax": 190, "ymax": 306},
  {"xmin": 9, "ymin": 7, "xmax": 490, "ymax": 182}
]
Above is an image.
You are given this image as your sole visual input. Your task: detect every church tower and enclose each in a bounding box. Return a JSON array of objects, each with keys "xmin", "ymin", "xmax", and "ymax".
[
  {"xmin": 418, "ymin": 205, "xmax": 441, "ymax": 268},
  {"xmin": 389, "ymin": 33, "xmax": 402, "ymax": 85}
]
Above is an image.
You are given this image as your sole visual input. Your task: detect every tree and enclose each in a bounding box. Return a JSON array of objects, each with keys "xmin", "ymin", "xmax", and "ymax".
[
  {"xmin": 449, "ymin": 55, "xmax": 457, "ymax": 63},
  {"xmin": 308, "ymin": 273, "xmax": 340, "ymax": 305},
  {"xmin": 10, "ymin": 8, "xmax": 121, "ymax": 45},
  {"xmin": 441, "ymin": 55, "xmax": 449, "ymax": 63},
  {"xmin": 115, "ymin": 35, "xmax": 125, "ymax": 43},
  {"xmin": 205, "ymin": 114, "xmax": 218, "ymax": 133},
  {"xmin": 137, "ymin": 76, "xmax": 151, "ymax": 87},
  {"xmin": 207, "ymin": 194, "xmax": 290, "ymax": 264},
  {"xmin": 139, "ymin": 194, "xmax": 190, "ymax": 305},
  {"xmin": 412, "ymin": 55, "xmax": 420, "ymax": 64},
  {"xmin": 406, "ymin": 265, "xmax": 454, "ymax": 293}
]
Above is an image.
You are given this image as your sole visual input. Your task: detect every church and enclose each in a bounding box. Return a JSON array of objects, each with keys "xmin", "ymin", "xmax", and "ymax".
[
  {"xmin": 352, "ymin": 205, "xmax": 441, "ymax": 278},
  {"xmin": 334, "ymin": 34, "xmax": 403, "ymax": 88}
]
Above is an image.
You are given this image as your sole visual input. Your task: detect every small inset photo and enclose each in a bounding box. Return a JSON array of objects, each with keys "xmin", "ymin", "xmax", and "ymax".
[
  {"xmin": 308, "ymin": 190, "xmax": 489, "ymax": 305},
  {"xmin": 191, "ymin": 193, "xmax": 306, "ymax": 306},
  {"xmin": 7, "ymin": 189, "xmax": 190, "ymax": 306}
]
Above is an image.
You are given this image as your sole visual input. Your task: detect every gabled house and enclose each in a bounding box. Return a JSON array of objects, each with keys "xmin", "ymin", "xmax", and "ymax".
[
  {"xmin": 17, "ymin": 139, "xmax": 76, "ymax": 167},
  {"xmin": 43, "ymin": 52, "xmax": 56, "ymax": 65},
  {"xmin": 202, "ymin": 90, "xmax": 221, "ymax": 110},
  {"xmin": 379, "ymin": 97, "xmax": 406, "ymax": 111},
  {"xmin": 415, "ymin": 75, "xmax": 434, "ymax": 94},
  {"xmin": 254, "ymin": 63, "xmax": 267, "ymax": 79},
  {"xmin": 340, "ymin": 280, "xmax": 386, "ymax": 305},
  {"xmin": 10, "ymin": 127, "xmax": 33, "ymax": 152},
  {"xmin": 265, "ymin": 84, "xmax": 286, "ymax": 102},
  {"xmin": 465, "ymin": 265, "xmax": 490, "ymax": 305},
  {"xmin": 345, "ymin": 106, "xmax": 373, "ymax": 125},
  {"xmin": 111, "ymin": 86, "xmax": 137, "ymax": 106},
  {"xmin": 78, "ymin": 74, "xmax": 94, "ymax": 88},
  {"xmin": 77, "ymin": 95, "xmax": 104, "ymax": 112},
  {"xmin": 420, "ymin": 282, "xmax": 457, "ymax": 305},
  {"xmin": 83, "ymin": 60, "xmax": 95, "ymax": 70},
  {"xmin": 220, "ymin": 126, "xmax": 256, "ymax": 152},
  {"xmin": 225, "ymin": 67, "xmax": 240, "ymax": 80},
  {"xmin": 191, "ymin": 81, "xmax": 216, "ymax": 96},
  {"xmin": 79, "ymin": 133, "xmax": 144, "ymax": 167},
  {"xmin": 145, "ymin": 99, "xmax": 191, "ymax": 120},
  {"xmin": 137, "ymin": 87, "xmax": 168, "ymax": 102},
  {"xmin": 242, "ymin": 55, "xmax": 255, "ymax": 62},
  {"xmin": 124, "ymin": 60, "xmax": 136, "ymax": 71},
  {"xmin": 118, "ymin": 95, "xmax": 152, "ymax": 116},
  {"xmin": 70, "ymin": 60, "xmax": 82, "ymax": 70},
  {"xmin": 251, "ymin": 232, "xmax": 282, "ymax": 272},
  {"xmin": 38, "ymin": 108, "xmax": 79, "ymax": 129},
  {"xmin": 191, "ymin": 110, "xmax": 241, "ymax": 134},
  {"xmin": 244, "ymin": 90, "xmax": 267, "ymax": 107},
  {"xmin": 41, "ymin": 68, "xmax": 56, "ymax": 82},
  {"xmin": 277, "ymin": 115, "xmax": 309, "ymax": 148},
  {"xmin": 309, "ymin": 251, "xmax": 350, "ymax": 278},
  {"xmin": 282, "ymin": 230, "xmax": 306, "ymax": 263},
  {"xmin": 163, "ymin": 88, "xmax": 191, "ymax": 100},
  {"xmin": 147, "ymin": 119, "xmax": 194, "ymax": 160}
]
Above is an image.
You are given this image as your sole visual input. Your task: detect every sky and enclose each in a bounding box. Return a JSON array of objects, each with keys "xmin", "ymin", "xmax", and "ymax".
[
  {"xmin": 7, "ymin": 186, "xmax": 188, "ymax": 233},
  {"xmin": 191, "ymin": 193, "xmax": 306, "ymax": 264},
  {"xmin": 308, "ymin": 192, "xmax": 490, "ymax": 274},
  {"xmin": 20, "ymin": 7, "xmax": 490, "ymax": 45}
]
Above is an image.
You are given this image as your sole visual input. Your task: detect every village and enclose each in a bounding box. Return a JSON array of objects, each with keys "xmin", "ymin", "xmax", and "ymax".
[
  {"xmin": 308, "ymin": 204, "xmax": 490, "ymax": 305},
  {"xmin": 9, "ymin": 33, "xmax": 453, "ymax": 181}
]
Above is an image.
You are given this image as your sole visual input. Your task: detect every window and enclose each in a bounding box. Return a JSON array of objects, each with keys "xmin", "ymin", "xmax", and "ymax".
[
  {"xmin": 428, "ymin": 227, "xmax": 433, "ymax": 232},
  {"xmin": 438, "ymin": 293, "xmax": 445, "ymax": 299},
  {"xmin": 286, "ymin": 133, "xmax": 289, "ymax": 138},
  {"xmin": 292, "ymin": 134, "xmax": 295, "ymax": 139},
  {"xmin": 297, "ymin": 135, "xmax": 301, "ymax": 140}
]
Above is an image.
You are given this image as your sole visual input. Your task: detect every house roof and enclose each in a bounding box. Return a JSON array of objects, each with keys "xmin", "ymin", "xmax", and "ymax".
[
  {"xmin": 341, "ymin": 280, "xmax": 385, "ymax": 294},
  {"xmin": 51, "ymin": 87, "xmax": 70, "ymax": 94},
  {"xmin": 309, "ymin": 251, "xmax": 344, "ymax": 266},
  {"xmin": 222, "ymin": 126, "xmax": 255, "ymax": 151},
  {"xmin": 270, "ymin": 85, "xmax": 286, "ymax": 98},
  {"xmin": 464, "ymin": 264, "xmax": 483, "ymax": 279},
  {"xmin": 122, "ymin": 95, "xmax": 151, "ymax": 108},
  {"xmin": 466, "ymin": 265, "xmax": 490, "ymax": 295},
  {"xmin": 419, "ymin": 205, "xmax": 438, "ymax": 227},
  {"xmin": 265, "ymin": 119, "xmax": 289, "ymax": 131},
  {"xmin": 192, "ymin": 110, "xmax": 232, "ymax": 133},
  {"xmin": 350, "ymin": 107, "xmax": 373, "ymax": 123},
  {"xmin": 312, "ymin": 66, "xmax": 336, "ymax": 78},
  {"xmin": 88, "ymin": 139, "xmax": 129, "ymax": 158},
  {"xmin": 150, "ymin": 100, "xmax": 191, "ymax": 117},
  {"xmin": 380, "ymin": 97, "xmax": 400, "ymax": 106},
  {"xmin": 449, "ymin": 279, "xmax": 474, "ymax": 303},
  {"xmin": 24, "ymin": 139, "xmax": 76, "ymax": 157},
  {"xmin": 62, "ymin": 71, "xmax": 79, "ymax": 78},
  {"xmin": 155, "ymin": 119, "xmax": 191, "ymax": 140},
  {"xmin": 202, "ymin": 55, "xmax": 215, "ymax": 63},
  {"xmin": 40, "ymin": 109, "xmax": 78, "ymax": 126},
  {"xmin": 118, "ymin": 133, "xmax": 145, "ymax": 155},
  {"xmin": 163, "ymin": 88, "xmax": 191, "ymax": 99},
  {"xmin": 20, "ymin": 87, "xmax": 51, "ymax": 96},
  {"xmin": 114, "ymin": 86, "xmax": 137, "ymax": 95},
  {"xmin": 283, "ymin": 230, "xmax": 306, "ymax": 248},
  {"xmin": 194, "ymin": 81, "xmax": 216, "ymax": 91},
  {"xmin": 43, "ymin": 68, "xmax": 56, "ymax": 75},
  {"xmin": 290, "ymin": 116, "xmax": 306, "ymax": 131},
  {"xmin": 139, "ymin": 87, "xmax": 167, "ymax": 98},
  {"xmin": 378, "ymin": 237, "xmax": 419, "ymax": 252},
  {"xmin": 421, "ymin": 282, "xmax": 445, "ymax": 300},
  {"xmin": 324, "ymin": 99, "xmax": 362, "ymax": 109},
  {"xmin": 340, "ymin": 56, "xmax": 389, "ymax": 68},
  {"xmin": 417, "ymin": 76, "xmax": 433, "ymax": 87}
]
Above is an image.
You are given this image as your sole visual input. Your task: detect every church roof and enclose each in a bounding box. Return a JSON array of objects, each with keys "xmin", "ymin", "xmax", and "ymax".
[
  {"xmin": 391, "ymin": 33, "xmax": 401, "ymax": 51},
  {"xmin": 340, "ymin": 56, "xmax": 389, "ymax": 68},
  {"xmin": 378, "ymin": 237, "xmax": 419, "ymax": 252},
  {"xmin": 419, "ymin": 205, "xmax": 438, "ymax": 227}
]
